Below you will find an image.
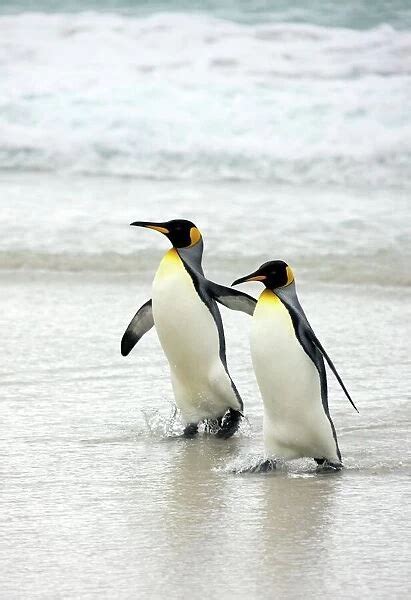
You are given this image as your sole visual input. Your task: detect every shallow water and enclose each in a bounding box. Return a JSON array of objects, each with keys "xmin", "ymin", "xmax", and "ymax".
[
  {"xmin": 1, "ymin": 173, "xmax": 410, "ymax": 287},
  {"xmin": 1, "ymin": 267, "xmax": 410, "ymax": 598}
]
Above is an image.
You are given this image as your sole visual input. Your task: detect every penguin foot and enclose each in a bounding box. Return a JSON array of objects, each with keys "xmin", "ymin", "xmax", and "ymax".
[
  {"xmin": 215, "ymin": 409, "xmax": 242, "ymax": 439},
  {"xmin": 248, "ymin": 458, "xmax": 277, "ymax": 473},
  {"xmin": 183, "ymin": 423, "xmax": 198, "ymax": 438},
  {"xmin": 315, "ymin": 458, "xmax": 343, "ymax": 473}
]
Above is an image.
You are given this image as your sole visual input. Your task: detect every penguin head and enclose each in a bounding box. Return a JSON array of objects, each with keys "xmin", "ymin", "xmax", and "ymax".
[
  {"xmin": 232, "ymin": 260, "xmax": 294, "ymax": 290},
  {"xmin": 130, "ymin": 219, "xmax": 202, "ymax": 248}
]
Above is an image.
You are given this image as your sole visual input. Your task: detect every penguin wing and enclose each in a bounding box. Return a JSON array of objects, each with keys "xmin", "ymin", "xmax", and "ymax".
[
  {"xmin": 276, "ymin": 288, "xmax": 358, "ymax": 413},
  {"xmin": 207, "ymin": 281, "xmax": 257, "ymax": 316},
  {"xmin": 304, "ymin": 325, "xmax": 358, "ymax": 412},
  {"xmin": 121, "ymin": 299, "xmax": 154, "ymax": 356}
]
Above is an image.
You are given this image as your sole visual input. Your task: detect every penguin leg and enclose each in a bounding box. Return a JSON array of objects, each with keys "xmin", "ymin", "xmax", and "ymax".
[
  {"xmin": 215, "ymin": 408, "xmax": 242, "ymax": 439},
  {"xmin": 183, "ymin": 423, "xmax": 198, "ymax": 438},
  {"xmin": 315, "ymin": 458, "xmax": 343, "ymax": 472}
]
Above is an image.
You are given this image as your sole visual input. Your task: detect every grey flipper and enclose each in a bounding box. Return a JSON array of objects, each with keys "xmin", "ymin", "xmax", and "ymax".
[
  {"xmin": 276, "ymin": 283, "xmax": 358, "ymax": 413},
  {"xmin": 121, "ymin": 299, "xmax": 154, "ymax": 356},
  {"xmin": 178, "ymin": 243, "xmax": 256, "ymax": 315},
  {"xmin": 207, "ymin": 281, "xmax": 256, "ymax": 316}
]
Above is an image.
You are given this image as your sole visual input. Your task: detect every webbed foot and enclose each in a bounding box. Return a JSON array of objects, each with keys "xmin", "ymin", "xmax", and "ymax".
[
  {"xmin": 215, "ymin": 408, "xmax": 242, "ymax": 439},
  {"xmin": 183, "ymin": 423, "xmax": 198, "ymax": 438},
  {"xmin": 315, "ymin": 458, "xmax": 343, "ymax": 472}
]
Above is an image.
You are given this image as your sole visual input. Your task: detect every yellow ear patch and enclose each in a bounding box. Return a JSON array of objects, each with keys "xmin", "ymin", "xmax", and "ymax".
[
  {"xmin": 189, "ymin": 227, "xmax": 202, "ymax": 246},
  {"xmin": 146, "ymin": 225, "xmax": 169, "ymax": 234},
  {"xmin": 286, "ymin": 266, "xmax": 294, "ymax": 285}
]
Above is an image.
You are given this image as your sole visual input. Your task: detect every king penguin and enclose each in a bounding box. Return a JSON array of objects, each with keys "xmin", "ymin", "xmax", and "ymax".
[
  {"xmin": 232, "ymin": 260, "xmax": 358, "ymax": 470},
  {"xmin": 121, "ymin": 219, "xmax": 256, "ymax": 438}
]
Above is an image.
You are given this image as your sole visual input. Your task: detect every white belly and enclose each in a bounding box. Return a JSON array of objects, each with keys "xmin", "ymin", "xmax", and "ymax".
[
  {"xmin": 152, "ymin": 249, "xmax": 240, "ymax": 422},
  {"xmin": 251, "ymin": 290, "xmax": 339, "ymax": 462}
]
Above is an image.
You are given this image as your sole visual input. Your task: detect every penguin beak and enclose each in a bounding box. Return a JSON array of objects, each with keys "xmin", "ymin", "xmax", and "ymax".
[
  {"xmin": 130, "ymin": 221, "xmax": 170, "ymax": 235},
  {"xmin": 231, "ymin": 271, "xmax": 267, "ymax": 286}
]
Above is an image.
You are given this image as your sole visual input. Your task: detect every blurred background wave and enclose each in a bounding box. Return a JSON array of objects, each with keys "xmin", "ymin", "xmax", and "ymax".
[{"xmin": 1, "ymin": 0, "xmax": 411, "ymax": 185}]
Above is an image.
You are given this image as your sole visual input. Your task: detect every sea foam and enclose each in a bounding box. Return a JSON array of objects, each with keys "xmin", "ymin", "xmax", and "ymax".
[{"xmin": 0, "ymin": 12, "xmax": 410, "ymax": 186}]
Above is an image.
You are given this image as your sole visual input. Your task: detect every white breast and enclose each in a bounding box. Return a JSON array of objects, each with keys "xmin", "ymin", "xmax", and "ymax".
[
  {"xmin": 152, "ymin": 249, "xmax": 240, "ymax": 422},
  {"xmin": 251, "ymin": 290, "xmax": 339, "ymax": 462}
]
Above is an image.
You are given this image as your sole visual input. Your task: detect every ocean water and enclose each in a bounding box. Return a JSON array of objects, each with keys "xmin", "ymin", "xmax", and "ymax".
[
  {"xmin": 1, "ymin": 1, "xmax": 410, "ymax": 599},
  {"xmin": 1, "ymin": 2, "xmax": 411, "ymax": 185}
]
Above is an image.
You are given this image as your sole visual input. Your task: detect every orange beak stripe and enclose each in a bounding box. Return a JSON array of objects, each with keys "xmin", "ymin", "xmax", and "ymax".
[{"xmin": 246, "ymin": 275, "xmax": 267, "ymax": 282}]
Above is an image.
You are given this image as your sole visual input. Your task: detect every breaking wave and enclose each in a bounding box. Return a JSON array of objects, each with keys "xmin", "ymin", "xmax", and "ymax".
[{"xmin": 1, "ymin": 11, "xmax": 410, "ymax": 186}]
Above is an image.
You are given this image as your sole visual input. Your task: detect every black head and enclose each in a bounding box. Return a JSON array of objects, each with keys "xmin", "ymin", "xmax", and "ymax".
[
  {"xmin": 130, "ymin": 219, "xmax": 202, "ymax": 248},
  {"xmin": 232, "ymin": 260, "xmax": 294, "ymax": 290}
]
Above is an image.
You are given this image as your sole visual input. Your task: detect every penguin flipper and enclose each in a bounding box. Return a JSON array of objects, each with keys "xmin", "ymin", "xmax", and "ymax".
[
  {"xmin": 304, "ymin": 327, "xmax": 359, "ymax": 413},
  {"xmin": 276, "ymin": 288, "xmax": 358, "ymax": 413},
  {"xmin": 121, "ymin": 299, "xmax": 154, "ymax": 356},
  {"xmin": 207, "ymin": 281, "xmax": 257, "ymax": 316}
]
